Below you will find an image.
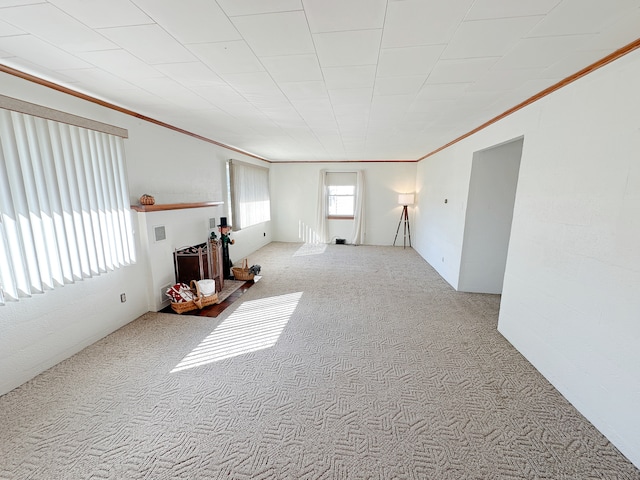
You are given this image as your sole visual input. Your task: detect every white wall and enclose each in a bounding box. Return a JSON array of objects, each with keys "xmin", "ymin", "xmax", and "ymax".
[
  {"xmin": 458, "ymin": 138, "xmax": 523, "ymax": 293},
  {"xmin": 413, "ymin": 145, "xmax": 473, "ymax": 286},
  {"xmin": 413, "ymin": 50, "xmax": 640, "ymax": 467},
  {"xmin": 0, "ymin": 72, "xmax": 270, "ymax": 394},
  {"xmin": 271, "ymin": 162, "xmax": 416, "ymax": 245}
]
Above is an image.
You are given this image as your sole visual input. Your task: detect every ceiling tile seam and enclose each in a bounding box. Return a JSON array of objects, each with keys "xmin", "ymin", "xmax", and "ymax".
[
  {"xmin": 134, "ymin": 0, "xmax": 243, "ymax": 45},
  {"xmin": 312, "ymin": 27, "xmax": 385, "ymax": 34},
  {"xmin": 282, "ymin": 5, "xmax": 343, "ymax": 160},
  {"xmin": 460, "ymin": 0, "xmax": 478, "ymax": 24},
  {"xmin": 0, "ymin": 31, "xmax": 84, "ymax": 68},
  {"xmin": 1, "ymin": 2, "xmax": 130, "ymax": 54},
  {"xmin": 539, "ymin": 0, "xmax": 563, "ymax": 19},
  {"xmin": 433, "ymin": 54, "xmax": 501, "ymax": 62},
  {"xmin": 365, "ymin": 0, "xmax": 392, "ymax": 153},
  {"xmin": 0, "ymin": 4, "xmax": 183, "ymax": 90},
  {"xmin": 75, "ymin": 56, "xmax": 204, "ymax": 113},
  {"xmin": 523, "ymin": 32, "xmax": 608, "ymax": 40},
  {"xmin": 175, "ymin": 33, "xmax": 290, "ymax": 138},
  {"xmin": 89, "ymin": 15, "xmax": 226, "ymax": 114},
  {"xmin": 406, "ymin": 7, "xmax": 467, "ymax": 112},
  {"xmin": 307, "ymin": 27, "xmax": 387, "ymax": 35},
  {"xmin": 206, "ymin": 4, "xmax": 338, "ymax": 158},
  {"xmin": 0, "ymin": 33, "xmax": 29, "ymax": 39},
  {"xmin": 461, "ymin": 14, "xmax": 550, "ymax": 23},
  {"xmin": 0, "ymin": 63, "xmax": 272, "ymax": 162},
  {"xmin": 444, "ymin": 17, "xmax": 546, "ymax": 61},
  {"xmin": 222, "ymin": 9, "xmax": 304, "ymax": 19},
  {"xmin": 95, "ymin": 23, "xmax": 164, "ymax": 32},
  {"xmin": 0, "ymin": 33, "xmax": 93, "ymax": 74},
  {"xmin": 0, "ymin": 2, "xmax": 46, "ymax": 9},
  {"xmin": 92, "ymin": 19, "xmax": 158, "ymax": 31}
]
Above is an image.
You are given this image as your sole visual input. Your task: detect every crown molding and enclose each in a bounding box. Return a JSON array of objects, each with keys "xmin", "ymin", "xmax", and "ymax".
[{"xmin": 271, "ymin": 159, "xmax": 417, "ymax": 164}]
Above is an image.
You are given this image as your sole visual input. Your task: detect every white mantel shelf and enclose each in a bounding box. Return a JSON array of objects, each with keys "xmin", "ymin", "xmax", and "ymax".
[{"xmin": 130, "ymin": 201, "xmax": 223, "ymax": 212}]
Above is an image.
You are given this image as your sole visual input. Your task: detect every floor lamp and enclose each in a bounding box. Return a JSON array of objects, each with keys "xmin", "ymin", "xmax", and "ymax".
[{"xmin": 393, "ymin": 193, "xmax": 414, "ymax": 248}]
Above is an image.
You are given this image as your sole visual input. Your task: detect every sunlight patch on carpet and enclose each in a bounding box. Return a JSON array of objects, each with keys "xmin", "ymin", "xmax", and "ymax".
[
  {"xmin": 294, "ymin": 243, "xmax": 327, "ymax": 257},
  {"xmin": 171, "ymin": 292, "xmax": 302, "ymax": 372}
]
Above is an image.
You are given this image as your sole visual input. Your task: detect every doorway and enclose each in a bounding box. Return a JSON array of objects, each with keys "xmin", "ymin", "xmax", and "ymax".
[{"xmin": 458, "ymin": 137, "xmax": 523, "ymax": 293}]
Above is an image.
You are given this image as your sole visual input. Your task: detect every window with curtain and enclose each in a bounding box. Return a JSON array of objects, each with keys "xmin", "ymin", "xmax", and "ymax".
[
  {"xmin": 316, "ymin": 170, "xmax": 365, "ymax": 245},
  {"xmin": 325, "ymin": 172, "xmax": 356, "ymax": 218},
  {"xmin": 228, "ymin": 159, "xmax": 270, "ymax": 230},
  {"xmin": 0, "ymin": 104, "xmax": 135, "ymax": 306}
]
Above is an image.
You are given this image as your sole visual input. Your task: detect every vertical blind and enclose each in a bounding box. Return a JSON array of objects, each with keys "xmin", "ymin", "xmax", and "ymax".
[
  {"xmin": 0, "ymin": 108, "xmax": 135, "ymax": 305},
  {"xmin": 228, "ymin": 160, "xmax": 271, "ymax": 230}
]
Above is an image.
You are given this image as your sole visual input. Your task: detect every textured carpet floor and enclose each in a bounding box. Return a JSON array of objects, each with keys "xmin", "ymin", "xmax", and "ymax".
[{"xmin": 1, "ymin": 243, "xmax": 638, "ymax": 479}]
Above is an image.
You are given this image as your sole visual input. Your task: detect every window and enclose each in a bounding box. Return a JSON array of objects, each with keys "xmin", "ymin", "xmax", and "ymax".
[
  {"xmin": 228, "ymin": 159, "xmax": 270, "ymax": 230},
  {"xmin": 316, "ymin": 170, "xmax": 365, "ymax": 244},
  {"xmin": 326, "ymin": 172, "xmax": 356, "ymax": 219},
  {"xmin": 0, "ymin": 101, "xmax": 134, "ymax": 305},
  {"xmin": 327, "ymin": 185, "xmax": 355, "ymax": 217}
]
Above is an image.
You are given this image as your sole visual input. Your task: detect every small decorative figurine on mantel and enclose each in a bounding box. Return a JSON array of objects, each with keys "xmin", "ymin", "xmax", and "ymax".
[
  {"xmin": 139, "ymin": 193, "xmax": 155, "ymax": 205},
  {"xmin": 218, "ymin": 217, "xmax": 234, "ymax": 279}
]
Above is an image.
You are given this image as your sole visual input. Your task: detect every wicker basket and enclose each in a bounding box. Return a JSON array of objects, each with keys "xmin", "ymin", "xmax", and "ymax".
[
  {"xmin": 170, "ymin": 280, "xmax": 218, "ymax": 314},
  {"xmin": 192, "ymin": 280, "xmax": 218, "ymax": 307},
  {"xmin": 170, "ymin": 298, "xmax": 198, "ymax": 314},
  {"xmin": 232, "ymin": 259, "xmax": 255, "ymax": 281}
]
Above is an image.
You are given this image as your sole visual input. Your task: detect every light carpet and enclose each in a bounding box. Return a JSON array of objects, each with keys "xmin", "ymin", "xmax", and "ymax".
[{"xmin": 0, "ymin": 242, "xmax": 638, "ymax": 479}]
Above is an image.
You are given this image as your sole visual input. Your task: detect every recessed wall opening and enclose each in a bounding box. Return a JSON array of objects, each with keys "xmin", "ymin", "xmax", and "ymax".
[{"xmin": 458, "ymin": 137, "xmax": 524, "ymax": 294}]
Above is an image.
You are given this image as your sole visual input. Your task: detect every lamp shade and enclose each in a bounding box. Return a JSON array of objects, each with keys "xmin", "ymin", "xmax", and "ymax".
[{"xmin": 398, "ymin": 193, "xmax": 415, "ymax": 205}]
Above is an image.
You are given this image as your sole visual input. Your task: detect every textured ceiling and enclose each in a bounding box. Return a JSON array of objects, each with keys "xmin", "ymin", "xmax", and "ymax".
[{"xmin": 1, "ymin": 0, "xmax": 639, "ymax": 162}]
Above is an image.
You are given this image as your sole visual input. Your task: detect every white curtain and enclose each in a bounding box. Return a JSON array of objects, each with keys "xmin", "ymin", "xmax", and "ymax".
[
  {"xmin": 229, "ymin": 160, "xmax": 270, "ymax": 230},
  {"xmin": 315, "ymin": 169, "xmax": 328, "ymax": 243},
  {"xmin": 350, "ymin": 170, "xmax": 366, "ymax": 245},
  {"xmin": 0, "ymin": 108, "xmax": 135, "ymax": 305}
]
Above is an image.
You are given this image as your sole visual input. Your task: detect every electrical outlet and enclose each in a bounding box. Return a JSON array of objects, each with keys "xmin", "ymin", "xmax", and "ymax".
[{"xmin": 120, "ymin": 293, "xmax": 126, "ymax": 303}]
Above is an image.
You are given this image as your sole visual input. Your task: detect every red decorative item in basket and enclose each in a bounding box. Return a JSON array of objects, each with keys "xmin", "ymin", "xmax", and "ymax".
[
  {"xmin": 165, "ymin": 281, "xmax": 218, "ymax": 314},
  {"xmin": 165, "ymin": 283, "xmax": 194, "ymax": 303}
]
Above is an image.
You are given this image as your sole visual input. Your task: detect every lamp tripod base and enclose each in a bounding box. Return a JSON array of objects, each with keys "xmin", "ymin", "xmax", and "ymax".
[{"xmin": 393, "ymin": 205, "xmax": 411, "ymax": 248}]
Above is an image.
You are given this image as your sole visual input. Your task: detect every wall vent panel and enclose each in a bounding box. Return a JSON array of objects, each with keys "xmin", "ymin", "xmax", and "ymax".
[{"xmin": 154, "ymin": 225, "xmax": 166, "ymax": 242}]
